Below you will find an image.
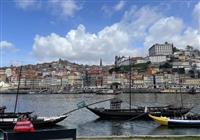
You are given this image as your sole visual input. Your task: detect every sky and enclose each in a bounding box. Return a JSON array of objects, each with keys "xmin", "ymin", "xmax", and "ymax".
[{"xmin": 0, "ymin": 0, "xmax": 200, "ymax": 67}]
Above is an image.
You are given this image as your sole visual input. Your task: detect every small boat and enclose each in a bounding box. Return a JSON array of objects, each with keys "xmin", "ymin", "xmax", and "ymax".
[
  {"xmin": 0, "ymin": 112, "xmax": 67, "ymax": 128},
  {"xmin": 149, "ymin": 114, "xmax": 200, "ymax": 127},
  {"xmin": 0, "ymin": 66, "xmax": 67, "ymax": 129},
  {"xmin": 86, "ymin": 105, "xmax": 190, "ymax": 120},
  {"xmin": 188, "ymin": 87, "xmax": 196, "ymax": 94},
  {"xmin": 0, "ymin": 106, "xmax": 67, "ymax": 128}
]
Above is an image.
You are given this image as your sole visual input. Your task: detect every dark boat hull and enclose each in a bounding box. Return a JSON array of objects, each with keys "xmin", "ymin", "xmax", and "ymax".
[
  {"xmin": 168, "ymin": 120, "xmax": 200, "ymax": 127},
  {"xmin": 0, "ymin": 115, "xmax": 67, "ymax": 129},
  {"xmin": 87, "ymin": 107, "xmax": 190, "ymax": 120}
]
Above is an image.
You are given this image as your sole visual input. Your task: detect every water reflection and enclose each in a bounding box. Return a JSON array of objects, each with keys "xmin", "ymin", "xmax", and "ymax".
[
  {"xmin": 150, "ymin": 125, "xmax": 200, "ymax": 135},
  {"xmin": 111, "ymin": 122, "xmax": 123, "ymax": 135}
]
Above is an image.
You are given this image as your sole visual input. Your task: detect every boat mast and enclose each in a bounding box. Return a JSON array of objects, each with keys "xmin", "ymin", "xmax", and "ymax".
[
  {"xmin": 14, "ymin": 65, "xmax": 22, "ymax": 113},
  {"xmin": 178, "ymin": 66, "xmax": 183, "ymax": 107},
  {"xmin": 129, "ymin": 57, "xmax": 132, "ymax": 110}
]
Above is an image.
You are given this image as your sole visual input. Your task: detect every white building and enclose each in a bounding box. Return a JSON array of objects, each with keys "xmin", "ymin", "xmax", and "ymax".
[
  {"xmin": 148, "ymin": 55, "xmax": 167, "ymax": 63},
  {"xmin": 172, "ymin": 61, "xmax": 191, "ymax": 73},
  {"xmin": 149, "ymin": 42, "xmax": 173, "ymax": 56},
  {"xmin": 143, "ymin": 76, "xmax": 154, "ymax": 87},
  {"xmin": 135, "ymin": 58, "xmax": 147, "ymax": 64}
]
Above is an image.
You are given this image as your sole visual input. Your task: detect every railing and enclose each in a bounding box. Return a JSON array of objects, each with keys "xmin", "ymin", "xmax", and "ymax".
[{"xmin": 3, "ymin": 129, "xmax": 76, "ymax": 140}]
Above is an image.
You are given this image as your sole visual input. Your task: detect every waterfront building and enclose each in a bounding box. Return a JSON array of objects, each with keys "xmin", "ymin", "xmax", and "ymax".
[
  {"xmin": 155, "ymin": 75, "xmax": 165, "ymax": 88},
  {"xmin": 135, "ymin": 57, "xmax": 147, "ymax": 64},
  {"xmin": 0, "ymin": 81, "xmax": 10, "ymax": 89},
  {"xmin": 174, "ymin": 50, "xmax": 186, "ymax": 61},
  {"xmin": 130, "ymin": 57, "xmax": 147, "ymax": 64},
  {"xmin": 149, "ymin": 42, "xmax": 173, "ymax": 56},
  {"xmin": 183, "ymin": 78, "xmax": 200, "ymax": 88},
  {"xmin": 133, "ymin": 76, "xmax": 144, "ymax": 88},
  {"xmin": 172, "ymin": 61, "xmax": 190, "ymax": 68},
  {"xmin": 195, "ymin": 62, "xmax": 200, "ymax": 70},
  {"xmin": 102, "ymin": 72, "xmax": 127, "ymax": 88},
  {"xmin": 115, "ymin": 56, "xmax": 129, "ymax": 66},
  {"xmin": 84, "ymin": 68, "xmax": 103, "ymax": 87},
  {"xmin": 115, "ymin": 56, "xmax": 147, "ymax": 66},
  {"xmin": 172, "ymin": 61, "xmax": 191, "ymax": 73},
  {"xmin": 146, "ymin": 67, "xmax": 159, "ymax": 75},
  {"xmin": 143, "ymin": 75, "xmax": 154, "ymax": 88},
  {"xmin": 68, "ymin": 72, "xmax": 83, "ymax": 88},
  {"xmin": 0, "ymin": 69, "xmax": 6, "ymax": 82}
]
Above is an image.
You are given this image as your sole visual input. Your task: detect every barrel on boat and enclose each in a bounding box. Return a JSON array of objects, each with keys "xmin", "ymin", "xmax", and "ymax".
[{"xmin": 14, "ymin": 120, "xmax": 35, "ymax": 132}]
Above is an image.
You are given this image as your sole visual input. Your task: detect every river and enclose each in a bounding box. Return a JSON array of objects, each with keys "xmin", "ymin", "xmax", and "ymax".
[{"xmin": 0, "ymin": 93, "xmax": 200, "ymax": 136}]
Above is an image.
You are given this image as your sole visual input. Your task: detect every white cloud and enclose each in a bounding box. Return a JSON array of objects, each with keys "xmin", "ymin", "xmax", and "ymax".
[
  {"xmin": 33, "ymin": 24, "xmax": 141, "ymax": 64},
  {"xmin": 144, "ymin": 17, "xmax": 184, "ymax": 47},
  {"xmin": 144, "ymin": 16, "xmax": 200, "ymax": 50},
  {"xmin": 32, "ymin": 6, "xmax": 159, "ymax": 64},
  {"xmin": 114, "ymin": 1, "xmax": 126, "ymax": 11},
  {"xmin": 0, "ymin": 41, "xmax": 14, "ymax": 50},
  {"xmin": 102, "ymin": 0, "xmax": 126, "ymax": 16},
  {"xmin": 193, "ymin": 1, "xmax": 200, "ymax": 29},
  {"xmin": 32, "ymin": 2, "xmax": 200, "ymax": 64},
  {"xmin": 48, "ymin": 0, "xmax": 80, "ymax": 17},
  {"xmin": 121, "ymin": 6, "xmax": 162, "ymax": 40},
  {"xmin": 15, "ymin": 0, "xmax": 39, "ymax": 10}
]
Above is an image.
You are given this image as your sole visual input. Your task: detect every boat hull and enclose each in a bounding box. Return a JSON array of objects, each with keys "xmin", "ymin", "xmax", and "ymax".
[
  {"xmin": 87, "ymin": 107, "xmax": 147, "ymax": 119},
  {"xmin": 86, "ymin": 107, "xmax": 190, "ymax": 120},
  {"xmin": 149, "ymin": 114, "xmax": 200, "ymax": 127},
  {"xmin": 0, "ymin": 115, "xmax": 67, "ymax": 129},
  {"xmin": 168, "ymin": 120, "xmax": 200, "ymax": 127}
]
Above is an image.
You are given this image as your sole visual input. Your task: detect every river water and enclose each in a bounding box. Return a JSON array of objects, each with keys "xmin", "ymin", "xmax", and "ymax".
[{"xmin": 0, "ymin": 93, "xmax": 200, "ymax": 136}]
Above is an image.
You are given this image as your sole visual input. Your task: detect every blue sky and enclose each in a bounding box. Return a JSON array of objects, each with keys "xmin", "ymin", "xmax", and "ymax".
[{"xmin": 0, "ymin": 0, "xmax": 200, "ymax": 66}]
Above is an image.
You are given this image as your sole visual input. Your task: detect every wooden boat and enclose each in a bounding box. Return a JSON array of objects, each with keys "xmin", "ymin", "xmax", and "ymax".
[
  {"xmin": 86, "ymin": 106, "xmax": 190, "ymax": 120},
  {"xmin": 0, "ymin": 66, "xmax": 68, "ymax": 129},
  {"xmin": 0, "ymin": 112, "xmax": 67, "ymax": 128},
  {"xmin": 87, "ymin": 58, "xmax": 191, "ymax": 120},
  {"xmin": 0, "ymin": 106, "xmax": 67, "ymax": 128},
  {"xmin": 149, "ymin": 114, "xmax": 200, "ymax": 127}
]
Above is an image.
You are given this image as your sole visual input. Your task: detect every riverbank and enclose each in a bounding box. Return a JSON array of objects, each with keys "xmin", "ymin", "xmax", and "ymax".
[
  {"xmin": 78, "ymin": 135, "xmax": 200, "ymax": 140},
  {"xmin": 0, "ymin": 90, "xmax": 199, "ymax": 94},
  {"xmin": 0, "ymin": 135, "xmax": 200, "ymax": 140},
  {"xmin": 1, "ymin": 87, "xmax": 199, "ymax": 94}
]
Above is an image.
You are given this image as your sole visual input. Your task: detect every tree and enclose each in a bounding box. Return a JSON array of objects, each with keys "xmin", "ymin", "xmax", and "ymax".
[
  {"xmin": 194, "ymin": 49, "xmax": 200, "ymax": 56},
  {"xmin": 188, "ymin": 70, "xmax": 195, "ymax": 78},
  {"xmin": 186, "ymin": 45, "xmax": 194, "ymax": 51},
  {"xmin": 197, "ymin": 71, "xmax": 200, "ymax": 78},
  {"xmin": 173, "ymin": 47, "xmax": 179, "ymax": 52},
  {"xmin": 159, "ymin": 62, "xmax": 172, "ymax": 69}
]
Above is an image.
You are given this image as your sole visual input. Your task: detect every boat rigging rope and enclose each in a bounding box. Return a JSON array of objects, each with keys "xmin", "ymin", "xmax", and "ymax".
[
  {"xmin": 62, "ymin": 98, "xmax": 114, "ymax": 116},
  {"xmin": 0, "ymin": 128, "xmax": 6, "ymax": 139},
  {"xmin": 126, "ymin": 112, "xmax": 148, "ymax": 121}
]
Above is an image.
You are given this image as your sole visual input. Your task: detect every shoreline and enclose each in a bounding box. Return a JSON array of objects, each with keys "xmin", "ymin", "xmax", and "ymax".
[
  {"xmin": 77, "ymin": 135, "xmax": 200, "ymax": 140},
  {"xmin": 1, "ymin": 135, "xmax": 200, "ymax": 140},
  {"xmin": 0, "ymin": 90, "xmax": 199, "ymax": 95}
]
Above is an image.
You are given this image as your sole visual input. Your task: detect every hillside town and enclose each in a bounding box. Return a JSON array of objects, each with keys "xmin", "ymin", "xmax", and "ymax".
[{"xmin": 1, "ymin": 42, "xmax": 200, "ymax": 94}]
